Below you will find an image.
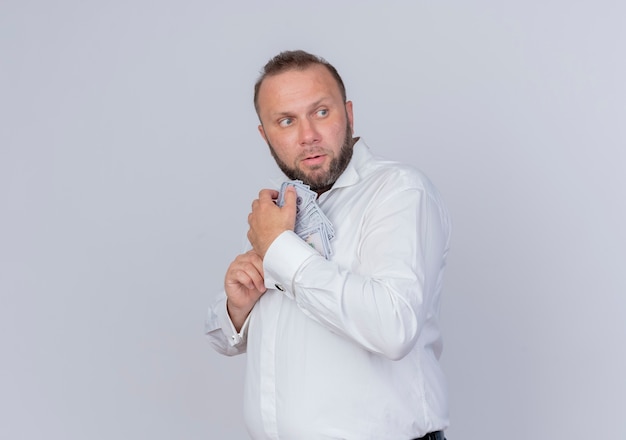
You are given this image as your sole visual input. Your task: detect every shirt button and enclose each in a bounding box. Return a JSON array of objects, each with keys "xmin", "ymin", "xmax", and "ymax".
[{"xmin": 274, "ymin": 283, "xmax": 285, "ymax": 292}]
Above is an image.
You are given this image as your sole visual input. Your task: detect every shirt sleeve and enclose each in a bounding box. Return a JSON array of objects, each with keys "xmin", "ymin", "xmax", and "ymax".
[
  {"xmin": 204, "ymin": 292, "xmax": 251, "ymax": 356},
  {"xmin": 262, "ymin": 185, "xmax": 451, "ymax": 361}
]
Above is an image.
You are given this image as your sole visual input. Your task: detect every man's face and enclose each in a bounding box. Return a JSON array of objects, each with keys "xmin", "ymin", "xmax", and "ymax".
[{"xmin": 256, "ymin": 65, "xmax": 355, "ymax": 193}]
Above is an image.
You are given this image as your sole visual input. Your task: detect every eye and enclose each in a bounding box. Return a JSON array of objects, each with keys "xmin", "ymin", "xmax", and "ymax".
[
  {"xmin": 278, "ymin": 118, "xmax": 293, "ymax": 127},
  {"xmin": 316, "ymin": 109, "xmax": 329, "ymax": 118}
]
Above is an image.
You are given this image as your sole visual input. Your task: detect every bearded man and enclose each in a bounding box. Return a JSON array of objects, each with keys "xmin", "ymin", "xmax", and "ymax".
[{"xmin": 206, "ymin": 50, "xmax": 451, "ymax": 440}]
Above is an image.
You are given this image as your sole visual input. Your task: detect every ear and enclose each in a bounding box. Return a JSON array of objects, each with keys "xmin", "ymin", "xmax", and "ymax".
[
  {"xmin": 258, "ymin": 124, "xmax": 267, "ymax": 143},
  {"xmin": 345, "ymin": 101, "xmax": 354, "ymax": 133}
]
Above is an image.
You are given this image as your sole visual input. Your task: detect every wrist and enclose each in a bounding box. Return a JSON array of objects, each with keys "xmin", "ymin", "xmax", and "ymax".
[{"xmin": 226, "ymin": 300, "xmax": 251, "ymax": 332}]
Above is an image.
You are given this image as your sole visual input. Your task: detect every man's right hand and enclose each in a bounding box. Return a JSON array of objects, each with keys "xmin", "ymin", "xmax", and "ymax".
[{"xmin": 224, "ymin": 250, "xmax": 267, "ymax": 332}]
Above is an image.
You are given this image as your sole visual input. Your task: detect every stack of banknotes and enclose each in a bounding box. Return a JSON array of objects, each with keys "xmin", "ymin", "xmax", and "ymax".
[{"xmin": 277, "ymin": 180, "xmax": 335, "ymax": 259}]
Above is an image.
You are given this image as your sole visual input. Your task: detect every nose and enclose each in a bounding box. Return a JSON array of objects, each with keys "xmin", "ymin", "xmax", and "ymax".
[{"xmin": 298, "ymin": 117, "xmax": 321, "ymax": 146}]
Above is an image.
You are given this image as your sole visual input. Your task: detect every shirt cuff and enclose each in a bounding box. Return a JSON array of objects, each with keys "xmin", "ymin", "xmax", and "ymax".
[{"xmin": 263, "ymin": 230, "xmax": 318, "ymax": 299}]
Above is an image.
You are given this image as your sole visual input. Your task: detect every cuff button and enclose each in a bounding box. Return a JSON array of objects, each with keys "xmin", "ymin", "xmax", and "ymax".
[{"xmin": 274, "ymin": 283, "xmax": 285, "ymax": 292}]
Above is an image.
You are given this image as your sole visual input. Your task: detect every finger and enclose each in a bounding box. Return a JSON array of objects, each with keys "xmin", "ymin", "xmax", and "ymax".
[
  {"xmin": 246, "ymin": 250, "xmax": 265, "ymax": 274},
  {"xmin": 225, "ymin": 251, "xmax": 261, "ymax": 289},
  {"xmin": 259, "ymin": 189, "xmax": 278, "ymax": 202},
  {"xmin": 282, "ymin": 186, "xmax": 298, "ymax": 217},
  {"xmin": 283, "ymin": 185, "xmax": 296, "ymax": 203},
  {"xmin": 242, "ymin": 251, "xmax": 266, "ymax": 291},
  {"xmin": 241, "ymin": 261, "xmax": 266, "ymax": 292},
  {"xmin": 227, "ymin": 261, "xmax": 262, "ymax": 292},
  {"xmin": 250, "ymin": 269, "xmax": 267, "ymax": 293},
  {"xmin": 232, "ymin": 271, "xmax": 255, "ymax": 291}
]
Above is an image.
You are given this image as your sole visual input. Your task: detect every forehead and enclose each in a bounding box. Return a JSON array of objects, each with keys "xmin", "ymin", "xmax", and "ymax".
[{"xmin": 257, "ymin": 65, "xmax": 343, "ymax": 112}]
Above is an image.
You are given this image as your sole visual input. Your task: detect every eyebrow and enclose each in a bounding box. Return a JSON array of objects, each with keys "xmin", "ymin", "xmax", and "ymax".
[
  {"xmin": 270, "ymin": 97, "xmax": 331, "ymax": 118},
  {"xmin": 308, "ymin": 97, "xmax": 329, "ymax": 110}
]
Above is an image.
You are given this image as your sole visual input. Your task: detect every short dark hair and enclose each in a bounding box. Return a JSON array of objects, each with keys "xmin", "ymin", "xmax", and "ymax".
[{"xmin": 253, "ymin": 50, "xmax": 347, "ymax": 115}]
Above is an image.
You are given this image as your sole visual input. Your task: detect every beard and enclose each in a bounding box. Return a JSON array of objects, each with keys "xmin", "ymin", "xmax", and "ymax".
[{"xmin": 267, "ymin": 122, "xmax": 355, "ymax": 194}]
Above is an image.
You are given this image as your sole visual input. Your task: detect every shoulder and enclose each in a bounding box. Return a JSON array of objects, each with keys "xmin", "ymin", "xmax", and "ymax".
[
  {"xmin": 359, "ymin": 154, "xmax": 448, "ymax": 226},
  {"xmin": 364, "ymin": 154, "xmax": 438, "ymax": 195},
  {"xmin": 349, "ymin": 139, "xmax": 446, "ymax": 205}
]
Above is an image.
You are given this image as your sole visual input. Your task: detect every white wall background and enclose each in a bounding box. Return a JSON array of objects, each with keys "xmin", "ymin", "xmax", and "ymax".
[{"xmin": 1, "ymin": 1, "xmax": 625, "ymax": 439}]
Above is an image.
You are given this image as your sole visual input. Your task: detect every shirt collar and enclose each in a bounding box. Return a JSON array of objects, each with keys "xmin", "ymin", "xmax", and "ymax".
[{"xmin": 329, "ymin": 137, "xmax": 372, "ymax": 191}]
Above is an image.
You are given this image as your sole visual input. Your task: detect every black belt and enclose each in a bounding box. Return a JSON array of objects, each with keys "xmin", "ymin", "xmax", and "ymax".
[{"xmin": 413, "ymin": 431, "xmax": 445, "ymax": 440}]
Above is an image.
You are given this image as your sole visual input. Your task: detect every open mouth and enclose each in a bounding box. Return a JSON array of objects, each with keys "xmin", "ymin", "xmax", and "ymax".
[{"xmin": 302, "ymin": 154, "xmax": 326, "ymax": 166}]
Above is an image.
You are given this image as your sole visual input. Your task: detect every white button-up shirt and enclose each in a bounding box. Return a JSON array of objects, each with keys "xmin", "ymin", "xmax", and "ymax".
[{"xmin": 206, "ymin": 139, "xmax": 451, "ymax": 439}]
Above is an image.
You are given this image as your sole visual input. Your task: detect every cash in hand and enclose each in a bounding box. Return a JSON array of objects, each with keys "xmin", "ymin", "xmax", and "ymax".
[{"xmin": 277, "ymin": 180, "xmax": 335, "ymax": 259}]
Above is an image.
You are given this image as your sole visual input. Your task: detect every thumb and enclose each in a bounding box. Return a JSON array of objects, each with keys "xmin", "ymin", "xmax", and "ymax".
[{"xmin": 282, "ymin": 186, "xmax": 298, "ymax": 228}]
